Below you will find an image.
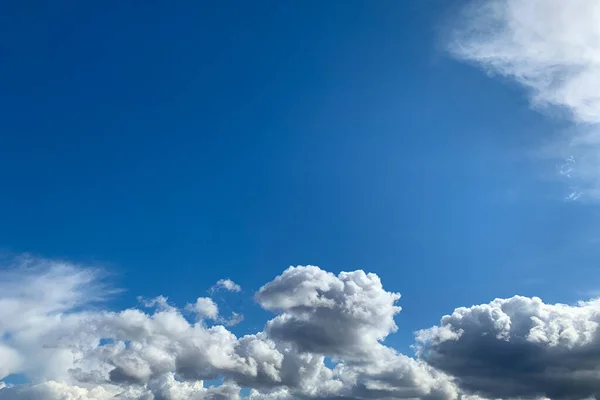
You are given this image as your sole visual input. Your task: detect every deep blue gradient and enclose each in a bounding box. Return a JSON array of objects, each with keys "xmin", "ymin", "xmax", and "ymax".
[{"xmin": 1, "ymin": 1, "xmax": 597, "ymax": 351}]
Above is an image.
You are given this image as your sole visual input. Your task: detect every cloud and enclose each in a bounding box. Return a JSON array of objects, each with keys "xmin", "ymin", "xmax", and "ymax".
[
  {"xmin": 186, "ymin": 298, "xmax": 243, "ymax": 326},
  {"xmin": 0, "ymin": 346, "xmax": 21, "ymax": 381},
  {"xmin": 0, "ymin": 258, "xmax": 461, "ymax": 400},
  {"xmin": 256, "ymin": 266, "xmax": 401, "ymax": 360},
  {"xmin": 211, "ymin": 279, "xmax": 242, "ymax": 293},
  {"xmin": 0, "ymin": 257, "xmax": 113, "ymax": 382},
  {"xmin": 0, "ymin": 377, "xmax": 241, "ymax": 400},
  {"xmin": 19, "ymin": 259, "xmax": 600, "ymax": 400},
  {"xmin": 188, "ymin": 298, "xmax": 220, "ymax": 320},
  {"xmin": 18, "ymin": 258, "xmax": 600, "ymax": 400},
  {"xmin": 417, "ymin": 295, "xmax": 600, "ymax": 399},
  {"xmin": 0, "ymin": 381, "xmax": 118, "ymax": 400},
  {"xmin": 222, "ymin": 312, "xmax": 244, "ymax": 327},
  {"xmin": 447, "ymin": 0, "xmax": 600, "ymax": 200}
]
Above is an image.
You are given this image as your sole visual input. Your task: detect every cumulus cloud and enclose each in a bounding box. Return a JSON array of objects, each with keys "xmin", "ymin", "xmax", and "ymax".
[
  {"xmin": 185, "ymin": 298, "xmax": 243, "ymax": 327},
  {"xmin": 0, "ymin": 377, "xmax": 241, "ymax": 400},
  {"xmin": 18, "ymin": 259, "xmax": 600, "ymax": 400},
  {"xmin": 256, "ymin": 266, "xmax": 401, "ymax": 360},
  {"xmin": 17, "ymin": 258, "xmax": 600, "ymax": 400},
  {"xmin": 0, "ymin": 259, "xmax": 462, "ymax": 400},
  {"xmin": 211, "ymin": 279, "xmax": 242, "ymax": 293},
  {"xmin": 188, "ymin": 297, "xmax": 220, "ymax": 320},
  {"xmin": 417, "ymin": 295, "xmax": 600, "ymax": 399},
  {"xmin": 448, "ymin": 0, "xmax": 600, "ymax": 200},
  {"xmin": 0, "ymin": 381, "xmax": 117, "ymax": 400}
]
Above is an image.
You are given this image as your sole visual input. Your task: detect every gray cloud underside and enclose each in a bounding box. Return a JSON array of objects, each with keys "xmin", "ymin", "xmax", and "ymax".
[{"xmin": 418, "ymin": 295, "xmax": 600, "ymax": 400}]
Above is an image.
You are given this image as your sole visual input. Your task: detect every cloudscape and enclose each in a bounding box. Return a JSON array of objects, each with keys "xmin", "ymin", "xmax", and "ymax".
[
  {"xmin": 1, "ymin": 1, "xmax": 599, "ymax": 399},
  {"xmin": 2, "ymin": 258, "xmax": 600, "ymax": 400}
]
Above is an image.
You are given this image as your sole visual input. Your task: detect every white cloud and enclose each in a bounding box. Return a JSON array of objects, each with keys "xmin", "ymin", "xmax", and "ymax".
[
  {"xmin": 186, "ymin": 298, "xmax": 243, "ymax": 326},
  {"xmin": 0, "ymin": 257, "xmax": 112, "ymax": 383},
  {"xmin": 222, "ymin": 312, "xmax": 244, "ymax": 327},
  {"xmin": 0, "ymin": 258, "xmax": 462, "ymax": 400},
  {"xmin": 448, "ymin": 0, "xmax": 600, "ymax": 200},
  {"xmin": 0, "ymin": 377, "xmax": 241, "ymax": 400},
  {"xmin": 20, "ymin": 258, "xmax": 600, "ymax": 399},
  {"xmin": 0, "ymin": 381, "xmax": 118, "ymax": 400},
  {"xmin": 188, "ymin": 297, "xmax": 220, "ymax": 320},
  {"xmin": 211, "ymin": 279, "xmax": 242, "ymax": 293},
  {"xmin": 256, "ymin": 265, "xmax": 401, "ymax": 360},
  {"xmin": 0, "ymin": 346, "xmax": 21, "ymax": 381}
]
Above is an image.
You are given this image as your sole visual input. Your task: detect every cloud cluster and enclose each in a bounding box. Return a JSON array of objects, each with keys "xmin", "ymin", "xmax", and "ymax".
[
  {"xmin": 0, "ymin": 259, "xmax": 460, "ymax": 400},
  {"xmin": 0, "ymin": 376, "xmax": 241, "ymax": 400},
  {"xmin": 3, "ymin": 257, "xmax": 600, "ymax": 399},
  {"xmin": 447, "ymin": 0, "xmax": 600, "ymax": 199}
]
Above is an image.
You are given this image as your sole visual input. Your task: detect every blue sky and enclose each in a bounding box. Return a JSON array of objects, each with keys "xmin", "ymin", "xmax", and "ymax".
[{"xmin": 2, "ymin": 1, "xmax": 600, "ymax": 399}]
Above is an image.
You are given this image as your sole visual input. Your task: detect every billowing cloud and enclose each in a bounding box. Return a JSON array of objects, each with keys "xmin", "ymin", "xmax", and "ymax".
[
  {"xmin": 14, "ymin": 258, "xmax": 600, "ymax": 400},
  {"xmin": 211, "ymin": 279, "xmax": 242, "ymax": 294},
  {"xmin": 0, "ymin": 258, "xmax": 461, "ymax": 400},
  {"xmin": 0, "ymin": 376, "xmax": 241, "ymax": 400},
  {"xmin": 0, "ymin": 381, "xmax": 118, "ymax": 400},
  {"xmin": 447, "ymin": 0, "xmax": 600, "ymax": 200},
  {"xmin": 15, "ymin": 257, "xmax": 600, "ymax": 400},
  {"xmin": 417, "ymin": 295, "xmax": 600, "ymax": 399},
  {"xmin": 256, "ymin": 266, "xmax": 401, "ymax": 360}
]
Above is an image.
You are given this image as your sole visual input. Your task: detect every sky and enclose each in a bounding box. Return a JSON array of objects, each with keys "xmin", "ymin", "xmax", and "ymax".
[{"xmin": 2, "ymin": 1, "xmax": 600, "ymax": 399}]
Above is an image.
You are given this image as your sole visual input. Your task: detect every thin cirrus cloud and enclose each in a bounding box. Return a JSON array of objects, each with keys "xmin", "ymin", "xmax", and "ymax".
[
  {"xmin": 446, "ymin": 0, "xmax": 600, "ymax": 200},
  {"xmin": 1, "ymin": 257, "xmax": 600, "ymax": 399}
]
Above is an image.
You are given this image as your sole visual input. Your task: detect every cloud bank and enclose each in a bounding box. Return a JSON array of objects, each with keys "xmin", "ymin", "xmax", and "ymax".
[
  {"xmin": 0, "ymin": 258, "xmax": 458, "ymax": 400},
  {"xmin": 447, "ymin": 0, "xmax": 600, "ymax": 200},
  {"xmin": 1, "ymin": 257, "xmax": 600, "ymax": 399}
]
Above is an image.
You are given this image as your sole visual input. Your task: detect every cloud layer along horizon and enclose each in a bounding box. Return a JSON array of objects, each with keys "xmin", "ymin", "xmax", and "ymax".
[
  {"xmin": 1, "ymin": 257, "xmax": 599, "ymax": 400},
  {"xmin": 447, "ymin": 0, "xmax": 600, "ymax": 200}
]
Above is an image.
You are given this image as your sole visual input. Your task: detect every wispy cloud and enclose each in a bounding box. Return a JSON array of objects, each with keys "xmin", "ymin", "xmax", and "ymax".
[{"xmin": 447, "ymin": 0, "xmax": 600, "ymax": 200}]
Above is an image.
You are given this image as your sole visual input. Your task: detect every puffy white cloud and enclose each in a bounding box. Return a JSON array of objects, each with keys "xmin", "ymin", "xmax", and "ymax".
[
  {"xmin": 417, "ymin": 295, "xmax": 600, "ymax": 399},
  {"xmin": 0, "ymin": 377, "xmax": 241, "ymax": 400},
  {"xmin": 256, "ymin": 266, "xmax": 401, "ymax": 360},
  {"xmin": 448, "ymin": 0, "xmax": 600, "ymax": 200},
  {"xmin": 252, "ymin": 266, "xmax": 462, "ymax": 400},
  {"xmin": 211, "ymin": 279, "xmax": 242, "ymax": 293},
  {"xmin": 186, "ymin": 298, "xmax": 243, "ymax": 327},
  {"xmin": 0, "ymin": 259, "xmax": 465, "ymax": 400},
  {"xmin": 188, "ymin": 298, "xmax": 220, "ymax": 320}
]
